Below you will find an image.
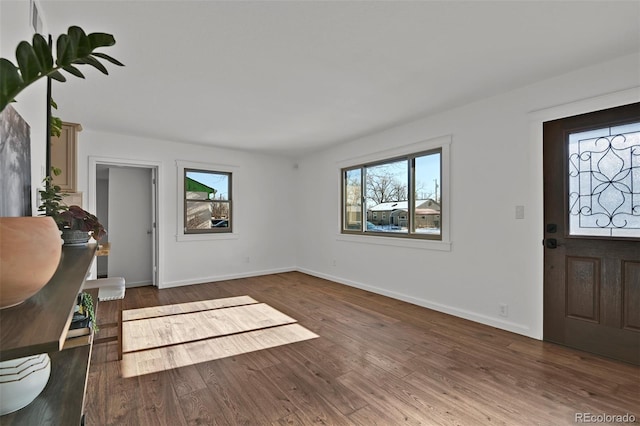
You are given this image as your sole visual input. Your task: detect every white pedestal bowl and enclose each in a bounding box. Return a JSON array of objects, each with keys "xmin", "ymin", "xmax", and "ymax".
[{"xmin": 0, "ymin": 353, "xmax": 51, "ymax": 415}]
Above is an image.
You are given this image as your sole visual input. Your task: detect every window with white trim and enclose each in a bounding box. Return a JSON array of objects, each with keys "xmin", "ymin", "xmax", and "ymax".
[
  {"xmin": 184, "ymin": 168, "xmax": 232, "ymax": 234},
  {"xmin": 342, "ymin": 148, "xmax": 442, "ymax": 240}
]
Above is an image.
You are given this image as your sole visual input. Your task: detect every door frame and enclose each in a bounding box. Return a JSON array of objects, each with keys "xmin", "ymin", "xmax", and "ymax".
[
  {"xmin": 88, "ymin": 156, "xmax": 163, "ymax": 288},
  {"xmin": 529, "ymin": 87, "xmax": 640, "ymax": 339}
]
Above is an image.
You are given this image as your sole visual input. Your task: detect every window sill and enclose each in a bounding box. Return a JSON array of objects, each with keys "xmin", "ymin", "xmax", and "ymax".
[
  {"xmin": 176, "ymin": 232, "xmax": 239, "ymax": 242},
  {"xmin": 336, "ymin": 233, "xmax": 451, "ymax": 251}
]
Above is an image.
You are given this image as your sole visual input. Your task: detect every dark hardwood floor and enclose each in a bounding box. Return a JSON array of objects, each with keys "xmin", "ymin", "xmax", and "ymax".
[{"xmin": 86, "ymin": 272, "xmax": 639, "ymax": 425}]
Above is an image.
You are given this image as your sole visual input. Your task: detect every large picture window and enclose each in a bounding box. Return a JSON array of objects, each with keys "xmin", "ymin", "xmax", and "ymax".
[
  {"xmin": 184, "ymin": 168, "xmax": 232, "ymax": 234},
  {"xmin": 342, "ymin": 148, "xmax": 442, "ymax": 240}
]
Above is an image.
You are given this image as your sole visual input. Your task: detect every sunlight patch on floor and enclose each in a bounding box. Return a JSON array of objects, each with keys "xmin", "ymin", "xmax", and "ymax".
[
  {"xmin": 120, "ymin": 296, "xmax": 318, "ymax": 378},
  {"xmin": 123, "ymin": 295, "xmax": 258, "ymax": 321}
]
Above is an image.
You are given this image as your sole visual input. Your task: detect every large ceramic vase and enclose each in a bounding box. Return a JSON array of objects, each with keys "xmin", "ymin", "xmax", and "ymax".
[{"xmin": 0, "ymin": 216, "xmax": 62, "ymax": 309}]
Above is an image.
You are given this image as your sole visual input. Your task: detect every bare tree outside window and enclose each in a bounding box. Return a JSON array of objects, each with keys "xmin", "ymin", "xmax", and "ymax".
[{"xmin": 365, "ymin": 160, "xmax": 407, "ymax": 205}]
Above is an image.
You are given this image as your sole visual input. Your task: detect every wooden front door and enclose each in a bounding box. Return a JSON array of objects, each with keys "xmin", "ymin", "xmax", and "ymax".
[{"xmin": 543, "ymin": 102, "xmax": 640, "ymax": 365}]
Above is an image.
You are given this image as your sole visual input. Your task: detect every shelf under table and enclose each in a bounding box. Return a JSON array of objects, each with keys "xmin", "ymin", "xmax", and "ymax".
[{"xmin": 0, "ymin": 344, "xmax": 93, "ymax": 425}]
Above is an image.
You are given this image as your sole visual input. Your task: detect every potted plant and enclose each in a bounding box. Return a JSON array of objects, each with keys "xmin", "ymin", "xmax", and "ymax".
[
  {"xmin": 38, "ymin": 174, "xmax": 106, "ymax": 245},
  {"xmin": 60, "ymin": 205, "xmax": 106, "ymax": 244},
  {"xmin": 71, "ymin": 291, "xmax": 98, "ymax": 331}
]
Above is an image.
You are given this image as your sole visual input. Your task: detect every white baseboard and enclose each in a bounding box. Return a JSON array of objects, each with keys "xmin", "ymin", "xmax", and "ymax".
[
  {"xmin": 297, "ymin": 267, "xmax": 534, "ymax": 339},
  {"xmin": 160, "ymin": 266, "xmax": 296, "ymax": 289},
  {"xmin": 125, "ymin": 281, "xmax": 152, "ymax": 288}
]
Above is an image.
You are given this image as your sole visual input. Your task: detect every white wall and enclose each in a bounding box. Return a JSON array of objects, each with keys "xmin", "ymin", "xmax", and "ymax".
[
  {"xmin": 295, "ymin": 53, "xmax": 640, "ymax": 340},
  {"xmin": 1, "ymin": 0, "xmax": 48, "ymax": 215},
  {"xmin": 76, "ymin": 131, "xmax": 299, "ymax": 288}
]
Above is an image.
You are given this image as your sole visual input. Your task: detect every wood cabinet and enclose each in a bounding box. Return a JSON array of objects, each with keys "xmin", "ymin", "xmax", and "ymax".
[
  {"xmin": 0, "ymin": 245, "xmax": 97, "ymax": 425},
  {"xmin": 51, "ymin": 121, "xmax": 82, "ymax": 193}
]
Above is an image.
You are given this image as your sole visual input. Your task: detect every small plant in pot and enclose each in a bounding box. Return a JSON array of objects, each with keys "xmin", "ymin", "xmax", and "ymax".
[
  {"xmin": 59, "ymin": 205, "xmax": 106, "ymax": 245},
  {"xmin": 71, "ymin": 291, "xmax": 98, "ymax": 331},
  {"xmin": 38, "ymin": 175, "xmax": 106, "ymax": 245}
]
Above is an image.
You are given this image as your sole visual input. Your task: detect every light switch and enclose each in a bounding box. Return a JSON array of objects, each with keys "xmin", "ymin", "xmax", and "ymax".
[{"xmin": 515, "ymin": 205, "xmax": 525, "ymax": 220}]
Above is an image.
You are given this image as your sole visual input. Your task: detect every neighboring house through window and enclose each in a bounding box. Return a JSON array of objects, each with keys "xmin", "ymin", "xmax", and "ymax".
[
  {"xmin": 341, "ymin": 135, "xmax": 450, "ymax": 244},
  {"xmin": 184, "ymin": 168, "xmax": 232, "ymax": 234}
]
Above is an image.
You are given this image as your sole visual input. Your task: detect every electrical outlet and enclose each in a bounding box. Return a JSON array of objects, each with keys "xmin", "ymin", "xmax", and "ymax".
[
  {"xmin": 332, "ymin": 259, "xmax": 337, "ymax": 267},
  {"xmin": 499, "ymin": 303, "xmax": 508, "ymax": 317},
  {"xmin": 244, "ymin": 257, "xmax": 250, "ymax": 263}
]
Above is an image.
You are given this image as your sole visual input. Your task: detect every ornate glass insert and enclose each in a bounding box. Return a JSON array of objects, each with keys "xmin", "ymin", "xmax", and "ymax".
[{"xmin": 568, "ymin": 122, "xmax": 640, "ymax": 238}]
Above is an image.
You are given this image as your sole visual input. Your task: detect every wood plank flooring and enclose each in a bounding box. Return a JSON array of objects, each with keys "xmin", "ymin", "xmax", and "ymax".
[{"xmin": 86, "ymin": 272, "xmax": 640, "ymax": 425}]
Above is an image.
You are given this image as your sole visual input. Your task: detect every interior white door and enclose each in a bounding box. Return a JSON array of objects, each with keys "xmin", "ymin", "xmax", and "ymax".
[{"xmin": 108, "ymin": 167, "xmax": 153, "ymax": 287}]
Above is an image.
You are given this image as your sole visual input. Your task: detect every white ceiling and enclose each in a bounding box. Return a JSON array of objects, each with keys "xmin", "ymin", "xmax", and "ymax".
[{"xmin": 38, "ymin": 1, "xmax": 640, "ymax": 157}]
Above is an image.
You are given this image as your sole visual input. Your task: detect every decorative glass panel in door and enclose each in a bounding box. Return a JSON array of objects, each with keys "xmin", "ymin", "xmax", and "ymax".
[{"xmin": 568, "ymin": 122, "xmax": 640, "ymax": 238}]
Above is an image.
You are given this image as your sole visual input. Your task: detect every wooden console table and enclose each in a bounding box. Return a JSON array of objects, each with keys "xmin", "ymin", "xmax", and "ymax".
[{"xmin": 0, "ymin": 244, "xmax": 97, "ymax": 425}]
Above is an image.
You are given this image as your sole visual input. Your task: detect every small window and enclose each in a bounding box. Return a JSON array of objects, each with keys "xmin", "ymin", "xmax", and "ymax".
[{"xmin": 184, "ymin": 169, "xmax": 231, "ymax": 234}]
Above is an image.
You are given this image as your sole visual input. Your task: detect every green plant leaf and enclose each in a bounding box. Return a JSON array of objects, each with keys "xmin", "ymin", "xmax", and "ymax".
[
  {"xmin": 80, "ymin": 55, "xmax": 109, "ymax": 74},
  {"xmin": 39, "ymin": 175, "xmax": 69, "ymax": 222},
  {"xmin": 51, "ymin": 115, "xmax": 62, "ymax": 137},
  {"xmin": 32, "ymin": 34, "xmax": 53, "ymax": 69},
  {"xmin": 92, "ymin": 52, "xmax": 124, "ymax": 67},
  {"xmin": 0, "ymin": 59, "xmax": 22, "ymax": 111},
  {"xmin": 56, "ymin": 34, "xmax": 74, "ymax": 67},
  {"xmin": 62, "ymin": 64, "xmax": 85, "ymax": 79},
  {"xmin": 50, "ymin": 98, "xmax": 62, "ymax": 137},
  {"xmin": 87, "ymin": 32, "xmax": 116, "ymax": 49},
  {"xmin": 49, "ymin": 70, "xmax": 67, "ymax": 82},
  {"xmin": 68, "ymin": 26, "xmax": 92, "ymax": 57},
  {"xmin": 15, "ymin": 41, "xmax": 42, "ymax": 84}
]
